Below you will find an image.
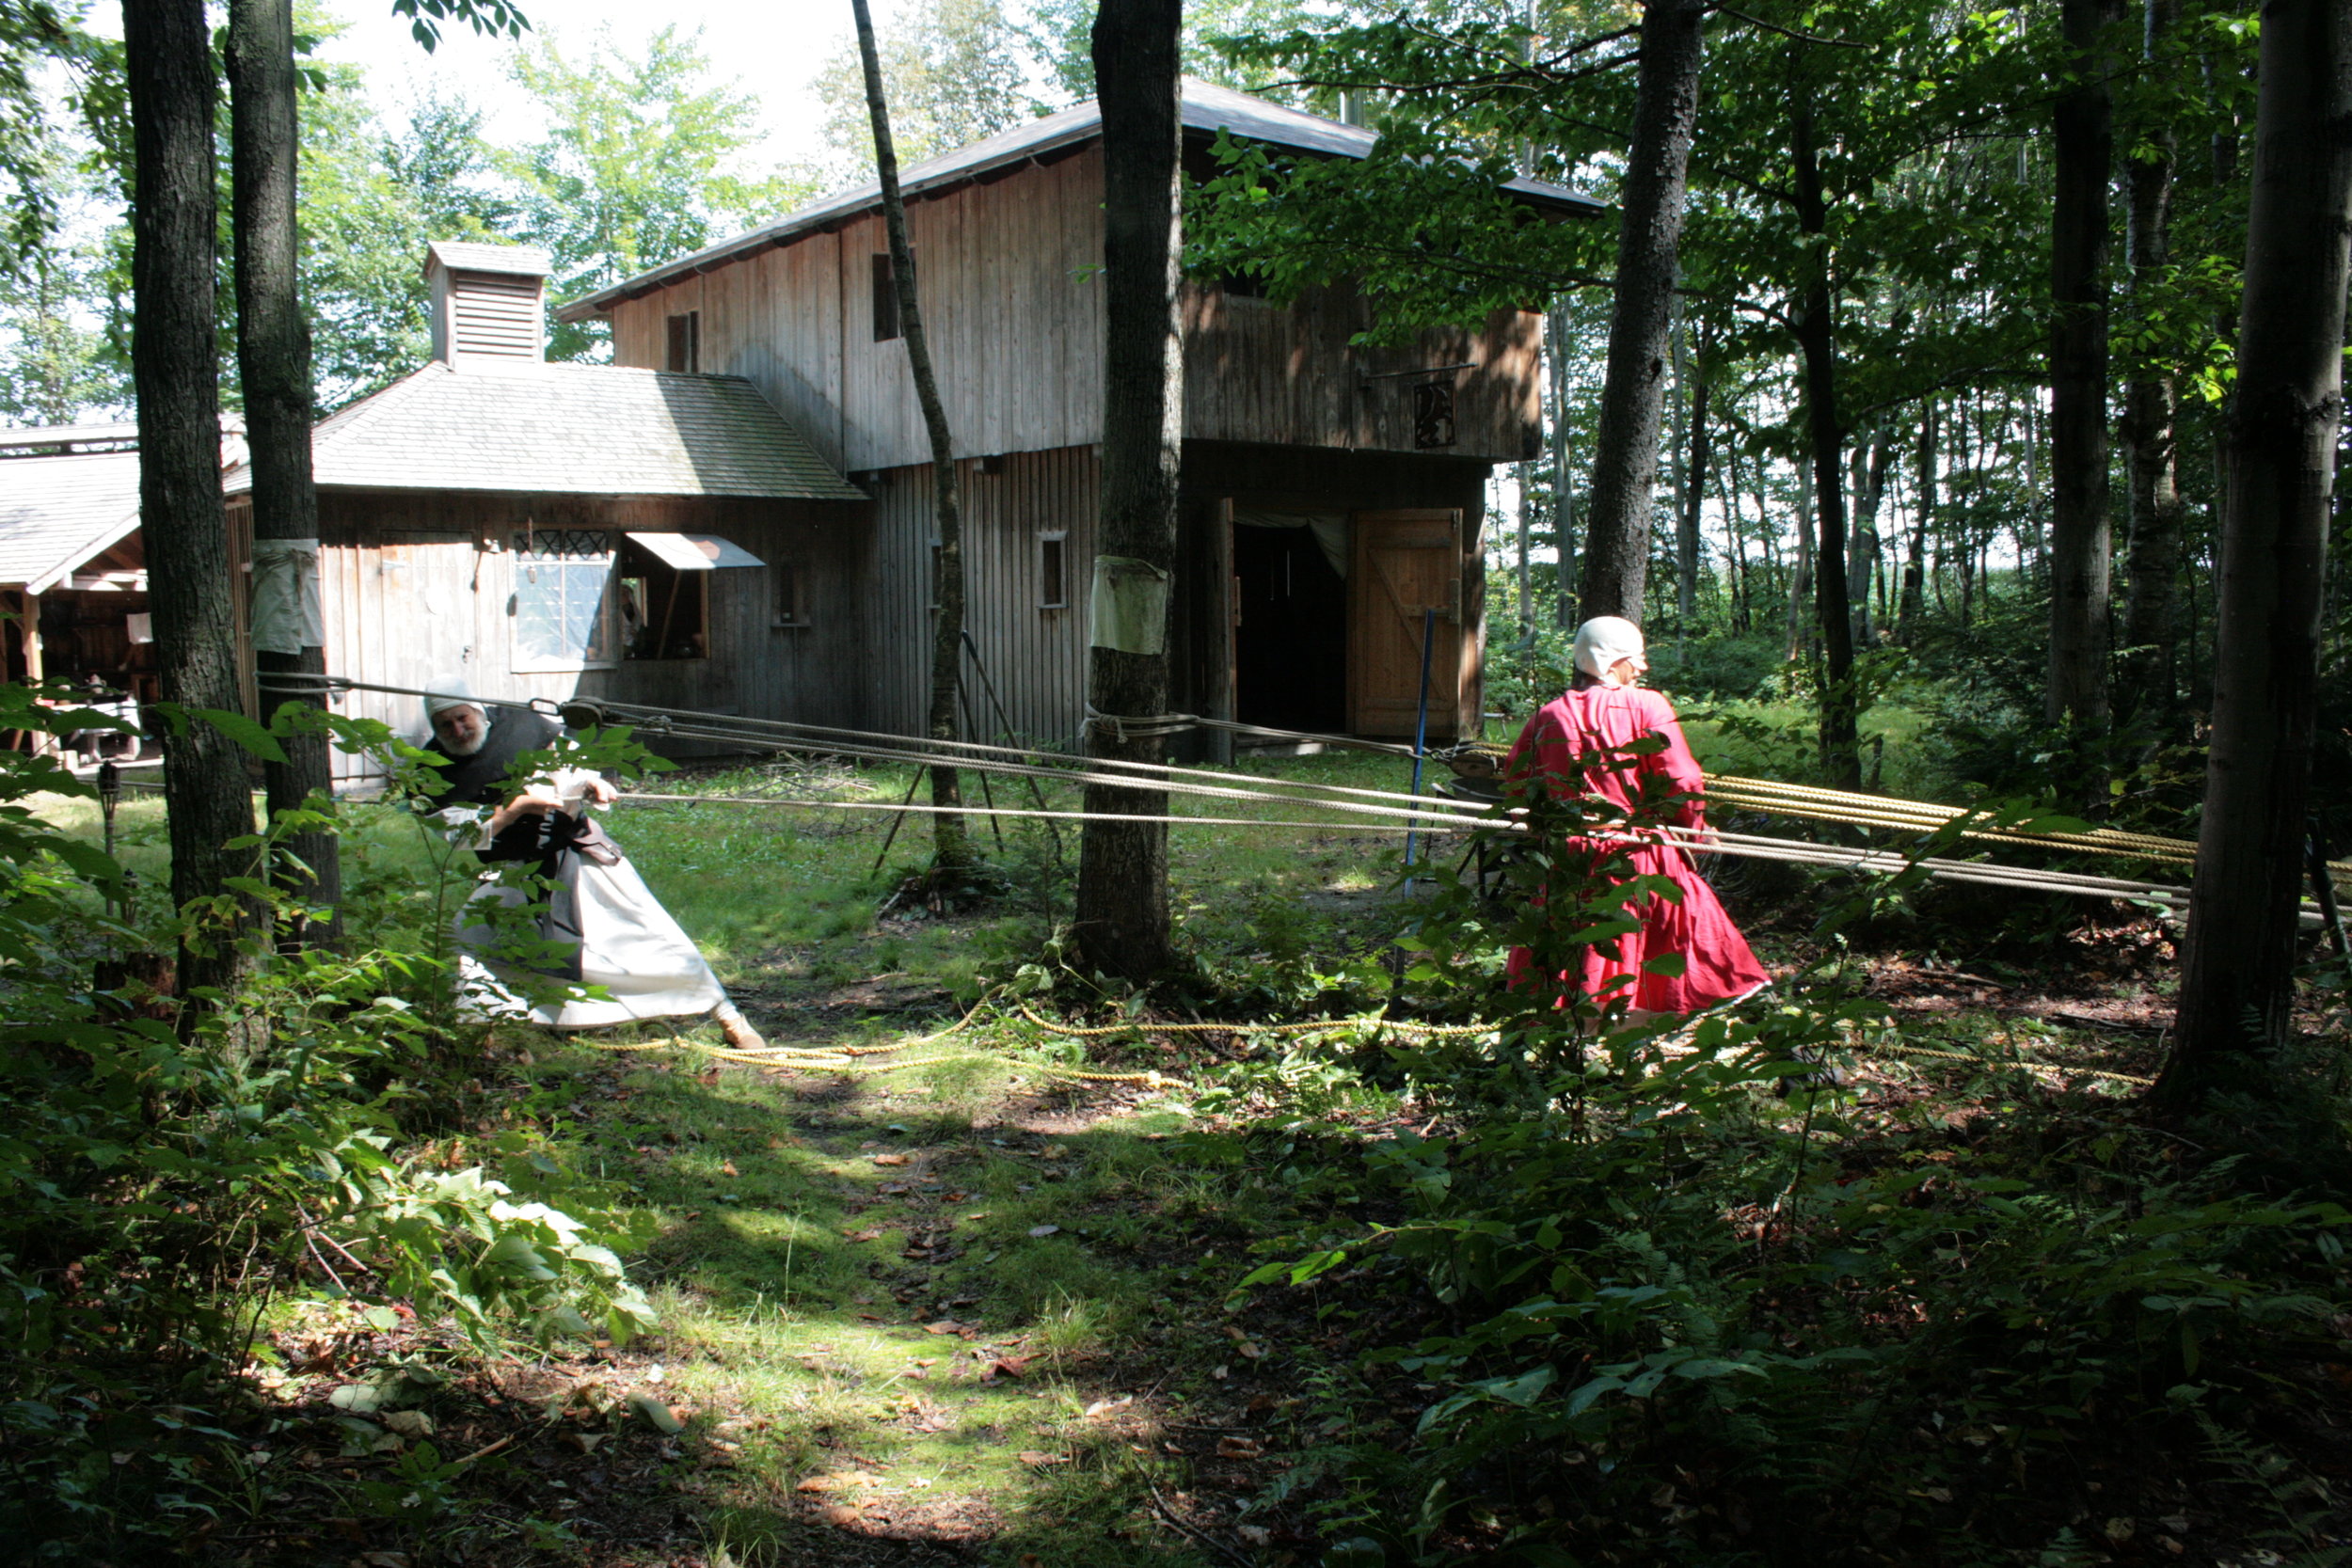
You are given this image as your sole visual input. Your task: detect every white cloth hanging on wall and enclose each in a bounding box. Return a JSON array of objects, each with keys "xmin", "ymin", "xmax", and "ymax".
[
  {"xmin": 248, "ymin": 536, "xmax": 325, "ymax": 655},
  {"xmin": 1089, "ymin": 554, "xmax": 1171, "ymax": 655}
]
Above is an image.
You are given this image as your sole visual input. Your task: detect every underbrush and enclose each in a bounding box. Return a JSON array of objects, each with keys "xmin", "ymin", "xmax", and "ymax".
[
  {"xmin": 1201, "ymin": 763, "xmax": 2352, "ymax": 1564},
  {"xmin": 0, "ymin": 693, "xmax": 665, "ymax": 1560}
]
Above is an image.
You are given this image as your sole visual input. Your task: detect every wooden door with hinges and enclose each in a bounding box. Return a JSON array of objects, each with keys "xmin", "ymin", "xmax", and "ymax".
[{"xmin": 1348, "ymin": 509, "xmax": 1463, "ymax": 739}]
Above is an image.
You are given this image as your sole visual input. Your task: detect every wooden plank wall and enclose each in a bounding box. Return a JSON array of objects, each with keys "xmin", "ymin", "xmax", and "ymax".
[
  {"xmin": 600, "ymin": 146, "xmax": 1542, "ymax": 468},
  {"xmin": 612, "ymin": 230, "xmax": 852, "ymax": 473},
  {"xmin": 314, "ymin": 488, "xmax": 874, "ymax": 786},
  {"xmin": 860, "ymin": 445, "xmax": 1101, "ymax": 747},
  {"xmin": 1183, "ymin": 288, "xmax": 1540, "ymax": 464},
  {"xmin": 608, "ymin": 150, "xmax": 1109, "ymax": 475}
]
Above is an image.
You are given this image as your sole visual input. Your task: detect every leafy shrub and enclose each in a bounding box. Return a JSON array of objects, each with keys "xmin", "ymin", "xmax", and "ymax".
[{"xmin": 0, "ymin": 689, "xmax": 661, "ymax": 1557}]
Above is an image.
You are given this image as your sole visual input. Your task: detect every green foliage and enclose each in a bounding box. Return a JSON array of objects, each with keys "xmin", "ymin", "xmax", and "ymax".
[
  {"xmin": 0, "ymin": 689, "xmax": 660, "ymax": 1557},
  {"xmin": 501, "ymin": 25, "xmax": 818, "ymax": 361}
]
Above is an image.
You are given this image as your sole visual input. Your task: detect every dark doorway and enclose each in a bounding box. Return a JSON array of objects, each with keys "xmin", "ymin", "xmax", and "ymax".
[{"xmin": 1233, "ymin": 523, "xmax": 1345, "ymax": 734}]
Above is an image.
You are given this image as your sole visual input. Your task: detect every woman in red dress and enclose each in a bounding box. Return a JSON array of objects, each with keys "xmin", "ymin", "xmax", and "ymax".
[{"xmin": 1504, "ymin": 616, "xmax": 1771, "ymax": 1018}]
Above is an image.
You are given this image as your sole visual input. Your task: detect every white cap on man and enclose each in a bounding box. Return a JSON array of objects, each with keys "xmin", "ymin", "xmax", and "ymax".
[
  {"xmin": 1572, "ymin": 615, "xmax": 1646, "ymax": 679},
  {"xmin": 423, "ymin": 681, "xmax": 487, "ymax": 728}
]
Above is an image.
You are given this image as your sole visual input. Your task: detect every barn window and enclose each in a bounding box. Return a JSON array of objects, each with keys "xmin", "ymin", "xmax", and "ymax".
[
  {"xmin": 615, "ymin": 532, "xmax": 764, "ymax": 660},
  {"xmin": 1038, "ymin": 532, "xmax": 1068, "ymax": 609},
  {"xmin": 665, "ymin": 310, "xmax": 700, "ymax": 372},
  {"xmin": 511, "ymin": 529, "xmax": 616, "ymax": 672},
  {"xmin": 773, "ymin": 561, "xmax": 809, "ymax": 627},
  {"xmin": 872, "ymin": 253, "xmax": 900, "ymax": 342}
]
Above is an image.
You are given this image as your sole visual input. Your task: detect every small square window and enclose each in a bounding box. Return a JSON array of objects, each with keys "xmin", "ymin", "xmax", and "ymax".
[
  {"xmin": 773, "ymin": 561, "xmax": 809, "ymax": 626},
  {"xmin": 1038, "ymin": 533, "xmax": 1067, "ymax": 610},
  {"xmin": 665, "ymin": 310, "xmax": 700, "ymax": 373},
  {"xmin": 872, "ymin": 253, "xmax": 901, "ymax": 342},
  {"xmin": 510, "ymin": 528, "xmax": 616, "ymax": 673}
]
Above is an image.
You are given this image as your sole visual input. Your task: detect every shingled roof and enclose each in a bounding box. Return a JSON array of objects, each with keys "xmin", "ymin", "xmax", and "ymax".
[
  {"xmin": 558, "ymin": 77, "xmax": 1604, "ymax": 321},
  {"xmin": 0, "ymin": 449, "xmax": 141, "ymax": 592},
  {"xmin": 225, "ymin": 362, "xmax": 866, "ymax": 501}
]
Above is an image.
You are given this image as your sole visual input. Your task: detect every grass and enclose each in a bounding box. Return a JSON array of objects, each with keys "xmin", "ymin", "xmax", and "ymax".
[{"xmin": 25, "ymin": 722, "xmax": 2211, "ymax": 1564}]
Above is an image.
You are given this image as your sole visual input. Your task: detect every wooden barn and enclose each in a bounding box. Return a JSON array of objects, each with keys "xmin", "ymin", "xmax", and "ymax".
[
  {"xmin": 557, "ymin": 79, "xmax": 1598, "ymax": 755},
  {"xmin": 222, "ymin": 242, "xmax": 870, "ymax": 788}
]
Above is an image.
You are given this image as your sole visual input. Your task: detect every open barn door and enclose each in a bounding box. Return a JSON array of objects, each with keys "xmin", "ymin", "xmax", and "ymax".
[{"xmin": 1348, "ymin": 509, "xmax": 1463, "ymax": 739}]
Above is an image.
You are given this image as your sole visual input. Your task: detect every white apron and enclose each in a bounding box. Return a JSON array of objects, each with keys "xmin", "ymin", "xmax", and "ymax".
[{"xmin": 455, "ymin": 849, "xmax": 726, "ymax": 1028}]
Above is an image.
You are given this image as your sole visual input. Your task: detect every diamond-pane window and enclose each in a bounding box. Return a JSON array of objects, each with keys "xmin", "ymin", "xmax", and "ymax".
[{"xmin": 512, "ymin": 529, "xmax": 615, "ymax": 671}]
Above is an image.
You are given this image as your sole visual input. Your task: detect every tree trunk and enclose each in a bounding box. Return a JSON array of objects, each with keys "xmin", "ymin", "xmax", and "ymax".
[
  {"xmin": 1846, "ymin": 429, "xmax": 1889, "ymax": 648},
  {"xmin": 228, "ymin": 0, "xmax": 342, "ymax": 945},
  {"xmin": 1549, "ymin": 303, "xmax": 1578, "ymax": 627},
  {"xmin": 1075, "ymin": 0, "xmax": 1183, "ymax": 982},
  {"xmin": 2048, "ymin": 0, "xmax": 2118, "ymax": 736},
  {"xmin": 1516, "ymin": 458, "xmax": 1534, "ymax": 638},
  {"xmin": 1784, "ymin": 470, "xmax": 1814, "ymax": 662},
  {"xmin": 126, "ymin": 0, "xmax": 260, "ymax": 1000},
  {"xmin": 851, "ymin": 0, "xmax": 969, "ymax": 873},
  {"xmin": 2158, "ymin": 0, "xmax": 2352, "ymax": 1102},
  {"xmin": 1789, "ymin": 80, "xmax": 1860, "ymax": 788},
  {"xmin": 1899, "ymin": 399, "xmax": 1934, "ymax": 640},
  {"xmin": 1676, "ymin": 319, "xmax": 1712, "ymax": 634},
  {"xmin": 2122, "ymin": 0, "xmax": 2185, "ymax": 726},
  {"xmin": 1576, "ymin": 0, "xmax": 1705, "ymax": 622}
]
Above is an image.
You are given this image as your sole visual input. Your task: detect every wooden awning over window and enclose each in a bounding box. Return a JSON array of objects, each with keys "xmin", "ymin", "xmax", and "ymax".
[{"xmin": 624, "ymin": 531, "xmax": 765, "ymax": 571}]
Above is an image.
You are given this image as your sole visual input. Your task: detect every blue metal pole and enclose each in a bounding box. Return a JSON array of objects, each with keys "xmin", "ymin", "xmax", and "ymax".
[{"xmin": 1405, "ymin": 607, "xmax": 1437, "ymax": 870}]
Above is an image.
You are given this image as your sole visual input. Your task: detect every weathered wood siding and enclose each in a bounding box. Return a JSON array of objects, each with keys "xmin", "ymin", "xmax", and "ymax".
[
  {"xmin": 860, "ymin": 446, "xmax": 1101, "ymax": 747},
  {"xmin": 602, "ymin": 146, "xmax": 1541, "ymax": 467},
  {"xmin": 1182, "ymin": 287, "xmax": 1538, "ymax": 462},
  {"xmin": 312, "ymin": 488, "xmax": 871, "ymax": 784}
]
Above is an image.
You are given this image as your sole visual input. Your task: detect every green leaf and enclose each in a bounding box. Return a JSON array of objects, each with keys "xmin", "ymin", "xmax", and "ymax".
[{"xmin": 197, "ymin": 708, "xmax": 287, "ymax": 762}]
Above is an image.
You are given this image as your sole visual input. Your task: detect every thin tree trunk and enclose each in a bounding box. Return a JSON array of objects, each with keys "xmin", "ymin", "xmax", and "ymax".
[
  {"xmin": 1516, "ymin": 459, "xmax": 1534, "ymax": 638},
  {"xmin": 1716, "ymin": 449, "xmax": 1749, "ymax": 633},
  {"xmin": 1846, "ymin": 429, "xmax": 1888, "ymax": 648},
  {"xmin": 2049, "ymin": 0, "xmax": 2118, "ymax": 737},
  {"xmin": 852, "ymin": 0, "xmax": 968, "ymax": 873},
  {"xmin": 228, "ymin": 0, "xmax": 341, "ymax": 945},
  {"xmin": 2159, "ymin": 0, "xmax": 2352, "ymax": 1101},
  {"xmin": 2122, "ymin": 0, "xmax": 2185, "ymax": 726},
  {"xmin": 1075, "ymin": 0, "xmax": 1183, "ymax": 981},
  {"xmin": 1789, "ymin": 77, "xmax": 1860, "ymax": 788},
  {"xmin": 1549, "ymin": 302, "xmax": 1578, "ymax": 627},
  {"xmin": 1577, "ymin": 0, "xmax": 1705, "ymax": 621},
  {"xmin": 1899, "ymin": 401, "xmax": 1932, "ymax": 640},
  {"xmin": 1785, "ymin": 470, "xmax": 1814, "ymax": 662},
  {"xmin": 127, "ymin": 0, "xmax": 260, "ymax": 1000},
  {"xmin": 1676, "ymin": 319, "xmax": 1712, "ymax": 635}
]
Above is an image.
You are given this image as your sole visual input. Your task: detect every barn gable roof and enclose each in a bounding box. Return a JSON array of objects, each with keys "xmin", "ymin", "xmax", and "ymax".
[
  {"xmin": 224, "ymin": 362, "xmax": 866, "ymax": 501},
  {"xmin": 0, "ymin": 449, "xmax": 142, "ymax": 593},
  {"xmin": 557, "ymin": 77, "xmax": 1603, "ymax": 321}
]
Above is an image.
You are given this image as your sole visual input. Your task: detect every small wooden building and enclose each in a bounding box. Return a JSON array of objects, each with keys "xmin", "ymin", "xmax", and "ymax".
[
  {"xmin": 558, "ymin": 79, "xmax": 1597, "ymax": 752},
  {"xmin": 223, "ymin": 242, "xmax": 870, "ymax": 787},
  {"xmin": 0, "ymin": 420, "xmax": 250, "ymax": 753}
]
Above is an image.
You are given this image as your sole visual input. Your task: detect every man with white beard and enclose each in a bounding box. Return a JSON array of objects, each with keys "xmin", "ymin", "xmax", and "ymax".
[{"xmin": 418, "ymin": 687, "xmax": 765, "ymax": 1049}]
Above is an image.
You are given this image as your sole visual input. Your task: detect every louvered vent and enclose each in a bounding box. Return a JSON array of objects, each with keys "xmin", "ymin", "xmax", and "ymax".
[
  {"xmin": 423, "ymin": 239, "xmax": 553, "ymax": 368},
  {"xmin": 449, "ymin": 273, "xmax": 542, "ymax": 359}
]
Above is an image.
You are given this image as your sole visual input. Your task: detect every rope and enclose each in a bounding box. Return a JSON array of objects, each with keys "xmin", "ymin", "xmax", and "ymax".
[
  {"xmin": 1860, "ymin": 1037, "xmax": 2154, "ymax": 1089},
  {"xmin": 612, "ymin": 791, "xmax": 1448, "ymax": 836},
  {"xmin": 267, "ymin": 672, "xmax": 2321, "ymax": 918},
  {"xmin": 1013, "ymin": 1004, "xmax": 1491, "ymax": 1038}
]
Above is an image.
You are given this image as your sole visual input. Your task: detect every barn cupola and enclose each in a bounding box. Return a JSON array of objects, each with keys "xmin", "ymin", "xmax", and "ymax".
[{"xmin": 423, "ymin": 240, "xmax": 554, "ymax": 368}]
